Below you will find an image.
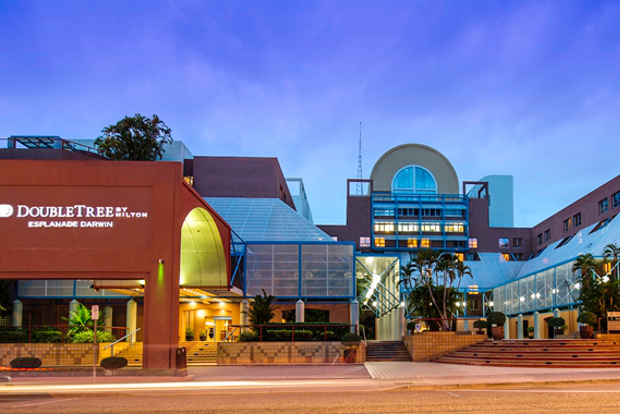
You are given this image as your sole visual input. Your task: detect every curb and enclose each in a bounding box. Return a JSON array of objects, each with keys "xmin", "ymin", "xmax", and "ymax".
[{"xmin": 399, "ymin": 377, "xmax": 620, "ymax": 390}]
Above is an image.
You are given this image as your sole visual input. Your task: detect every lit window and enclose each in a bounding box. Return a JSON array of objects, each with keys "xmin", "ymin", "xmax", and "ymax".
[
  {"xmin": 373, "ymin": 221, "xmax": 395, "ymax": 233},
  {"xmin": 359, "ymin": 237, "xmax": 370, "ymax": 247},
  {"xmin": 573, "ymin": 213, "xmax": 581, "ymax": 227},
  {"xmin": 614, "ymin": 192, "xmax": 620, "ymax": 209},
  {"xmin": 499, "ymin": 238, "xmax": 509, "ymax": 249},
  {"xmin": 398, "ymin": 222, "xmax": 419, "ymax": 233},
  {"xmin": 331, "ymin": 236, "xmax": 338, "ymax": 241},
  {"xmin": 604, "ymin": 262, "xmax": 612, "ymax": 274},
  {"xmin": 455, "ymin": 253, "xmax": 464, "ymax": 262},
  {"xmin": 513, "ymin": 238, "xmax": 523, "ymax": 248},
  {"xmin": 374, "ymin": 237, "xmax": 385, "ymax": 247},
  {"xmin": 392, "ymin": 165, "xmax": 437, "ymax": 194},
  {"xmin": 544, "ymin": 229, "xmax": 551, "ymax": 241},
  {"xmin": 468, "ymin": 238, "xmax": 478, "ymax": 249},
  {"xmin": 501, "ymin": 253, "xmax": 511, "ymax": 262},
  {"xmin": 563, "ymin": 218, "xmax": 571, "ymax": 232},
  {"xmin": 420, "ymin": 222, "xmax": 441, "ymax": 232},
  {"xmin": 407, "ymin": 238, "xmax": 418, "ymax": 248},
  {"xmin": 421, "ymin": 238, "xmax": 430, "ymax": 248},
  {"xmin": 599, "ymin": 198, "xmax": 609, "ymax": 215},
  {"xmin": 445, "ymin": 222, "xmax": 464, "ymax": 233}
]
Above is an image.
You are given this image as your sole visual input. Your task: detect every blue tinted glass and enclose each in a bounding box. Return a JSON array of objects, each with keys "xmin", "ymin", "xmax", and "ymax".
[
  {"xmin": 393, "ymin": 167, "xmax": 413, "ymax": 192},
  {"xmin": 415, "ymin": 167, "xmax": 436, "ymax": 190}
]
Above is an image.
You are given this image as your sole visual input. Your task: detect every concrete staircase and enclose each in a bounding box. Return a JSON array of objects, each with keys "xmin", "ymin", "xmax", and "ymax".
[
  {"xmin": 433, "ymin": 339, "xmax": 620, "ymax": 368},
  {"xmin": 180, "ymin": 341, "xmax": 218, "ymax": 365},
  {"xmin": 366, "ymin": 341, "xmax": 412, "ymax": 362},
  {"xmin": 114, "ymin": 342, "xmax": 143, "ymax": 366}
]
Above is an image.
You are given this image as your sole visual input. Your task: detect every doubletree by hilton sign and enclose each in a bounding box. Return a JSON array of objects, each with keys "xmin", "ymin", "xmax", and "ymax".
[{"xmin": 0, "ymin": 203, "xmax": 148, "ymax": 228}]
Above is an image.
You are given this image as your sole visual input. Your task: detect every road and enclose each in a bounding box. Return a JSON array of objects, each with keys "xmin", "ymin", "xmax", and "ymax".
[{"xmin": 2, "ymin": 384, "xmax": 620, "ymax": 413}]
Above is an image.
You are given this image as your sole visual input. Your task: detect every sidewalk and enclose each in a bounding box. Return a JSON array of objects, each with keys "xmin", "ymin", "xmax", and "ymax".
[{"xmin": 4, "ymin": 362, "xmax": 620, "ymax": 390}]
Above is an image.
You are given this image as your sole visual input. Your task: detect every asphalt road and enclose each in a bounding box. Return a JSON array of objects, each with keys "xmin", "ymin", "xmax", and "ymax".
[{"xmin": 3, "ymin": 385, "xmax": 620, "ymax": 414}]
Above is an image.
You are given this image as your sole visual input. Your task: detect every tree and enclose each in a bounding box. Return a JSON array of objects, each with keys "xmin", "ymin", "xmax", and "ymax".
[
  {"xmin": 95, "ymin": 114, "xmax": 173, "ymax": 160},
  {"xmin": 572, "ymin": 253, "xmax": 597, "ymax": 291},
  {"xmin": 62, "ymin": 304, "xmax": 102, "ymax": 338},
  {"xmin": 243, "ymin": 290, "xmax": 277, "ymax": 332},
  {"xmin": 408, "ymin": 249, "xmax": 471, "ymax": 331},
  {"xmin": 604, "ymin": 243, "xmax": 620, "ymax": 280}
]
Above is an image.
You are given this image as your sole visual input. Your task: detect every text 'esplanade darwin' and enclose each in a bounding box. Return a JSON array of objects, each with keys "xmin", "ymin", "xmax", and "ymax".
[{"xmin": 15, "ymin": 205, "xmax": 148, "ymax": 219}]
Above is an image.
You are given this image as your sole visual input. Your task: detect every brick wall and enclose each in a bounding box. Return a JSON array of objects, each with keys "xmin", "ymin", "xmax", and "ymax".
[
  {"xmin": 218, "ymin": 341, "xmax": 366, "ymax": 365},
  {"xmin": 403, "ymin": 332, "xmax": 487, "ymax": 361}
]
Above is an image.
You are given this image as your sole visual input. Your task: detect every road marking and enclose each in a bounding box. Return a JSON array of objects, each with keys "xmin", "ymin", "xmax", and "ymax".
[
  {"xmin": 443, "ymin": 391, "xmax": 460, "ymax": 398},
  {"xmin": 13, "ymin": 398, "xmax": 79, "ymax": 408},
  {"xmin": 459, "ymin": 389, "xmax": 620, "ymax": 393}
]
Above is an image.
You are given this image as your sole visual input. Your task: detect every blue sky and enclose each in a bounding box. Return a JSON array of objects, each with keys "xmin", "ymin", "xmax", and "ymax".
[{"xmin": 1, "ymin": 1, "xmax": 620, "ymax": 227}]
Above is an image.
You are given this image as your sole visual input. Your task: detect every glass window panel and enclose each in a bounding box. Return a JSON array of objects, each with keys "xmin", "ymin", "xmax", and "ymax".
[{"xmin": 415, "ymin": 167, "xmax": 437, "ymax": 190}]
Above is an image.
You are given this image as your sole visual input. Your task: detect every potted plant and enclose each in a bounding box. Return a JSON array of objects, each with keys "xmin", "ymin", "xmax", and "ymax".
[
  {"xmin": 577, "ymin": 311, "xmax": 597, "ymax": 339},
  {"xmin": 547, "ymin": 317, "xmax": 565, "ymax": 338},
  {"xmin": 527, "ymin": 326, "xmax": 535, "ymax": 339},
  {"xmin": 486, "ymin": 312, "xmax": 506, "ymax": 340},
  {"xmin": 473, "ymin": 320, "xmax": 487, "ymax": 335},
  {"xmin": 185, "ymin": 326, "xmax": 194, "ymax": 341},
  {"xmin": 199, "ymin": 329, "xmax": 207, "ymax": 341}
]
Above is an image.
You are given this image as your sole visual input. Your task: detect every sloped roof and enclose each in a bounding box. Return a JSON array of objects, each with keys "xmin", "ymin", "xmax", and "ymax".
[
  {"xmin": 204, "ymin": 197, "xmax": 334, "ymax": 243},
  {"xmin": 467, "ymin": 253, "xmax": 524, "ymax": 290}
]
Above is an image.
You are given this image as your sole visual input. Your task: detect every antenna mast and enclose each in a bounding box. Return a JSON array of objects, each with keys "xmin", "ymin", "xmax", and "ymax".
[{"xmin": 356, "ymin": 122, "xmax": 363, "ymax": 195}]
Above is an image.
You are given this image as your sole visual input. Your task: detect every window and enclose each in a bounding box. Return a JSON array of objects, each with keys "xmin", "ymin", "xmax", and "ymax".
[
  {"xmin": 537, "ymin": 233, "xmax": 543, "ymax": 245},
  {"xmin": 397, "ymin": 222, "xmax": 419, "ymax": 233},
  {"xmin": 544, "ymin": 229, "xmax": 551, "ymax": 241},
  {"xmin": 392, "ymin": 165, "xmax": 437, "ymax": 194},
  {"xmin": 614, "ymin": 191, "xmax": 620, "ymax": 209},
  {"xmin": 421, "ymin": 238, "xmax": 431, "ymax": 248},
  {"xmin": 445, "ymin": 222, "xmax": 464, "ymax": 233},
  {"xmin": 373, "ymin": 208, "xmax": 394, "ymax": 217},
  {"xmin": 455, "ymin": 253, "xmax": 464, "ymax": 262},
  {"xmin": 563, "ymin": 218, "xmax": 571, "ymax": 233},
  {"xmin": 501, "ymin": 253, "xmax": 511, "ymax": 262},
  {"xmin": 420, "ymin": 222, "xmax": 441, "ymax": 232},
  {"xmin": 331, "ymin": 236, "xmax": 338, "ymax": 241},
  {"xmin": 467, "ymin": 298, "xmax": 480, "ymax": 311},
  {"xmin": 359, "ymin": 237, "xmax": 370, "ymax": 247},
  {"xmin": 407, "ymin": 238, "xmax": 418, "ymax": 248},
  {"xmin": 573, "ymin": 212, "xmax": 581, "ymax": 227},
  {"xmin": 374, "ymin": 221, "xmax": 395, "ymax": 233},
  {"xmin": 374, "ymin": 237, "xmax": 385, "ymax": 247},
  {"xmin": 514, "ymin": 253, "xmax": 524, "ymax": 261},
  {"xmin": 468, "ymin": 237, "xmax": 478, "ymax": 249},
  {"xmin": 498, "ymin": 238, "xmax": 509, "ymax": 249},
  {"xmin": 599, "ymin": 198, "xmax": 609, "ymax": 215},
  {"xmin": 513, "ymin": 238, "xmax": 523, "ymax": 248}
]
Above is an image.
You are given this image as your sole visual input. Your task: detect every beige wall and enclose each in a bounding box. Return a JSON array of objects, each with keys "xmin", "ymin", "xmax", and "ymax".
[{"xmin": 370, "ymin": 144, "xmax": 459, "ymax": 194}]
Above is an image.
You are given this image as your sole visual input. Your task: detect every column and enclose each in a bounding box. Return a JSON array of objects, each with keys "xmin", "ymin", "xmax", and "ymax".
[
  {"xmin": 295, "ymin": 299, "xmax": 305, "ymax": 323},
  {"xmin": 534, "ymin": 311, "xmax": 541, "ymax": 339},
  {"xmin": 12, "ymin": 299, "xmax": 23, "ymax": 327},
  {"xmin": 398, "ymin": 305, "xmax": 405, "ymax": 338},
  {"xmin": 517, "ymin": 314, "xmax": 523, "ymax": 339},
  {"xmin": 349, "ymin": 299, "xmax": 359, "ymax": 334},
  {"xmin": 104, "ymin": 305, "xmax": 113, "ymax": 334},
  {"xmin": 69, "ymin": 299, "xmax": 80, "ymax": 320},
  {"xmin": 240, "ymin": 299, "xmax": 249, "ymax": 333},
  {"xmin": 126, "ymin": 299, "xmax": 137, "ymax": 343},
  {"xmin": 504, "ymin": 317, "xmax": 510, "ymax": 340}
]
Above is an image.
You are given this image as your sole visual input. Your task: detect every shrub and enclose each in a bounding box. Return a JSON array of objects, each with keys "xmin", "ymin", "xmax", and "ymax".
[
  {"xmin": 0, "ymin": 328, "xmax": 28, "ymax": 343},
  {"xmin": 486, "ymin": 312, "xmax": 506, "ymax": 327},
  {"xmin": 32, "ymin": 329, "xmax": 62, "ymax": 343},
  {"xmin": 527, "ymin": 326, "xmax": 535, "ymax": 333},
  {"xmin": 11, "ymin": 357, "xmax": 42, "ymax": 368},
  {"xmin": 100, "ymin": 356, "xmax": 128, "ymax": 371},
  {"xmin": 473, "ymin": 320, "xmax": 487, "ymax": 330},
  {"xmin": 548, "ymin": 317, "xmax": 566, "ymax": 328},
  {"xmin": 265, "ymin": 329, "xmax": 313, "ymax": 342},
  {"xmin": 237, "ymin": 331, "xmax": 259, "ymax": 342},
  {"xmin": 340, "ymin": 332, "xmax": 362, "ymax": 343},
  {"xmin": 577, "ymin": 311, "xmax": 597, "ymax": 326},
  {"xmin": 70, "ymin": 330, "xmax": 116, "ymax": 343}
]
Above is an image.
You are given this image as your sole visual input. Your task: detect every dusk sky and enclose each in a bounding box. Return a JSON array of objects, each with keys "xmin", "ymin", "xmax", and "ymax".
[{"xmin": 1, "ymin": 1, "xmax": 619, "ymax": 227}]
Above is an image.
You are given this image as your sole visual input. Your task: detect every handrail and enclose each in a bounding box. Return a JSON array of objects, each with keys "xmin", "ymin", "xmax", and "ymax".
[
  {"xmin": 223, "ymin": 326, "xmax": 239, "ymax": 342},
  {"xmin": 103, "ymin": 328, "xmax": 141, "ymax": 356}
]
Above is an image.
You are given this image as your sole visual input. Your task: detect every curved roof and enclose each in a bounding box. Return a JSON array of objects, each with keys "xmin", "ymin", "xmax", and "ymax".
[{"xmin": 370, "ymin": 144, "xmax": 460, "ymax": 194}]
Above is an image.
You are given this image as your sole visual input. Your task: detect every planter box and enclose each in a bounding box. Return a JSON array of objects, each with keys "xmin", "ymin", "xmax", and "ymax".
[{"xmin": 218, "ymin": 341, "xmax": 365, "ymax": 365}]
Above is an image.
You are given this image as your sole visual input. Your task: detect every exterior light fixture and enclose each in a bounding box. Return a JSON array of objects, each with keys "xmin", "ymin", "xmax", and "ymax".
[
  {"xmin": 603, "ymin": 276, "xmax": 610, "ymax": 283},
  {"xmin": 488, "ymin": 301, "xmax": 494, "ymax": 307},
  {"xmin": 400, "ymin": 301, "xmax": 406, "ymax": 307},
  {"xmin": 519, "ymin": 296, "xmax": 525, "ymax": 302},
  {"xmin": 372, "ymin": 301, "xmax": 377, "ymax": 307},
  {"xmin": 158, "ymin": 259, "xmax": 164, "ymax": 264}
]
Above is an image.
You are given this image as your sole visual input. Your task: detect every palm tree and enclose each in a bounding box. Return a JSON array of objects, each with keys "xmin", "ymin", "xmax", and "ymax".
[
  {"xmin": 604, "ymin": 243, "xmax": 620, "ymax": 280},
  {"xmin": 572, "ymin": 253, "xmax": 597, "ymax": 290},
  {"xmin": 243, "ymin": 290, "xmax": 277, "ymax": 332}
]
